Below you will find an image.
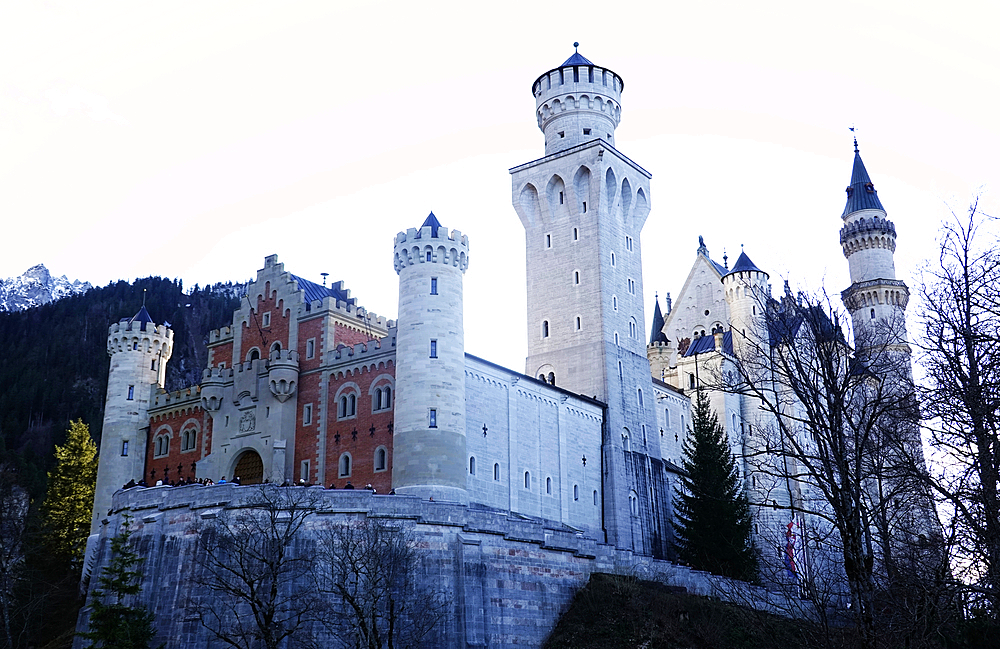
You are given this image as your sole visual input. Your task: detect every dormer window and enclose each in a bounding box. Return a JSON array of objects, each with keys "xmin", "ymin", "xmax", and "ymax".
[{"xmin": 583, "ymin": 128, "xmax": 591, "ymax": 135}]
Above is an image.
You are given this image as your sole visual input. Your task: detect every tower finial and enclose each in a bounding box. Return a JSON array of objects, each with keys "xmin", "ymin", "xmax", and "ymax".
[
  {"xmin": 573, "ymin": 41, "xmax": 579, "ymax": 52},
  {"xmin": 850, "ymin": 125, "xmax": 858, "ymax": 153},
  {"xmin": 723, "ymin": 249, "xmax": 728, "ymax": 269},
  {"xmin": 142, "ymin": 288, "xmax": 146, "ymax": 307}
]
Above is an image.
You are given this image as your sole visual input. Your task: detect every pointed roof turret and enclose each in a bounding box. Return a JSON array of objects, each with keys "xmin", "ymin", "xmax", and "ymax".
[
  {"xmin": 842, "ymin": 139, "xmax": 885, "ymax": 216},
  {"xmin": 128, "ymin": 305, "xmax": 154, "ymax": 332},
  {"xmin": 649, "ymin": 297, "xmax": 668, "ymax": 345},
  {"xmin": 561, "ymin": 42, "xmax": 594, "ymax": 67},
  {"xmin": 725, "ymin": 250, "xmax": 765, "ymax": 276},
  {"xmin": 420, "ymin": 212, "xmax": 441, "ymax": 238}
]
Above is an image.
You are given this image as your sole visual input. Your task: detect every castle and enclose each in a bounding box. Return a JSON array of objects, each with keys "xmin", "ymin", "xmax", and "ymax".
[{"xmin": 83, "ymin": 46, "xmax": 924, "ymax": 642}]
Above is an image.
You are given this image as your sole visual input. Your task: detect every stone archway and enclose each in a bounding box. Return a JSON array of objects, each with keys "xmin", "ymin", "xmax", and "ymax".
[{"xmin": 232, "ymin": 449, "xmax": 264, "ymax": 485}]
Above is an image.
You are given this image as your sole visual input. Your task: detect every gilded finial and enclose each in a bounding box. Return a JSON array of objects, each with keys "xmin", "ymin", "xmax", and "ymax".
[{"xmin": 573, "ymin": 42, "xmax": 579, "ymax": 52}]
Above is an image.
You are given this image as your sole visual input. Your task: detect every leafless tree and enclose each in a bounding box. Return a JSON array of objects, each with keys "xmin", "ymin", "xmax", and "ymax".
[
  {"xmin": 0, "ymin": 464, "xmax": 29, "ymax": 649},
  {"xmin": 916, "ymin": 198, "xmax": 1000, "ymax": 620},
  {"xmin": 194, "ymin": 486, "xmax": 324, "ymax": 649},
  {"xmin": 720, "ymin": 288, "xmax": 942, "ymax": 647},
  {"xmin": 314, "ymin": 517, "xmax": 446, "ymax": 649}
]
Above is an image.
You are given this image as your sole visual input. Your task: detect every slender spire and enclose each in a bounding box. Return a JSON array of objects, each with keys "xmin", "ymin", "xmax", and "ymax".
[
  {"xmin": 650, "ymin": 296, "xmax": 668, "ymax": 345},
  {"xmin": 842, "ymin": 141, "xmax": 885, "ymax": 216}
]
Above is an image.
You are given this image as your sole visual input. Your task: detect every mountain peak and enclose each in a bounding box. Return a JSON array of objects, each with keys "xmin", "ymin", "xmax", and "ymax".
[{"xmin": 0, "ymin": 264, "xmax": 92, "ymax": 311}]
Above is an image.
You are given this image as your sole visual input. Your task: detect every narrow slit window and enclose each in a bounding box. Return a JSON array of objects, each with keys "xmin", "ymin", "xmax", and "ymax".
[
  {"xmin": 559, "ymin": 191, "xmax": 564, "ymax": 204},
  {"xmin": 429, "ymin": 409, "xmax": 437, "ymax": 428},
  {"xmin": 430, "ymin": 339, "xmax": 438, "ymax": 358},
  {"xmin": 121, "ymin": 440, "xmax": 129, "ymax": 457},
  {"xmin": 573, "ymin": 227, "xmax": 579, "ymax": 240},
  {"xmin": 127, "ymin": 385, "xmax": 134, "ymax": 400},
  {"xmin": 546, "ymin": 234, "xmax": 552, "ymax": 248},
  {"xmin": 430, "ymin": 277, "xmax": 438, "ymax": 295}
]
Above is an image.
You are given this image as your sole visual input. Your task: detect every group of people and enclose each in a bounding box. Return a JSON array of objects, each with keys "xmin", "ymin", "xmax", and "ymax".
[{"xmin": 121, "ymin": 476, "xmax": 393, "ymax": 494}]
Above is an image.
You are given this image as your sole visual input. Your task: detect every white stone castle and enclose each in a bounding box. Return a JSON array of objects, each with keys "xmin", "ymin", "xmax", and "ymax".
[{"xmin": 88, "ymin": 45, "xmax": 921, "ymax": 576}]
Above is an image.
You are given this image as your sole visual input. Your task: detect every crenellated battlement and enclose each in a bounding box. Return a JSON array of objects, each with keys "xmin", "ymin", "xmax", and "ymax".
[
  {"xmin": 327, "ymin": 334, "xmax": 396, "ymax": 365},
  {"xmin": 301, "ymin": 296, "xmax": 395, "ymax": 331},
  {"xmin": 840, "ymin": 214, "xmax": 896, "ymax": 244},
  {"xmin": 151, "ymin": 385, "xmax": 202, "ymax": 410},
  {"xmin": 393, "ymin": 225, "xmax": 470, "ymax": 274},
  {"xmin": 531, "ymin": 56, "xmax": 624, "ymax": 155},
  {"xmin": 208, "ymin": 326, "xmax": 233, "ymax": 345},
  {"xmin": 107, "ymin": 321, "xmax": 174, "ymax": 356}
]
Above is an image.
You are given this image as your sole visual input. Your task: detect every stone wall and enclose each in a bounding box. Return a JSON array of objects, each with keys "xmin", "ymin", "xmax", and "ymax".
[{"xmin": 78, "ymin": 484, "xmax": 808, "ymax": 649}]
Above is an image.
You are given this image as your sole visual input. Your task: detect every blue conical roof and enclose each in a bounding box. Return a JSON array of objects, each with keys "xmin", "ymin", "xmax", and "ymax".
[
  {"xmin": 842, "ymin": 143, "xmax": 885, "ymax": 216},
  {"xmin": 421, "ymin": 212, "xmax": 441, "ymax": 238},
  {"xmin": 561, "ymin": 51, "xmax": 594, "ymax": 66},
  {"xmin": 725, "ymin": 251, "xmax": 765, "ymax": 276},
  {"xmin": 649, "ymin": 298, "xmax": 668, "ymax": 345},
  {"xmin": 128, "ymin": 305, "xmax": 154, "ymax": 332}
]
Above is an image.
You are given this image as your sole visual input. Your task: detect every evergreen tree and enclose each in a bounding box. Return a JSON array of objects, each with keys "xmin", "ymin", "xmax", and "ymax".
[
  {"xmin": 674, "ymin": 390, "xmax": 758, "ymax": 582},
  {"xmin": 79, "ymin": 514, "xmax": 159, "ymax": 649},
  {"xmin": 40, "ymin": 419, "xmax": 97, "ymax": 565}
]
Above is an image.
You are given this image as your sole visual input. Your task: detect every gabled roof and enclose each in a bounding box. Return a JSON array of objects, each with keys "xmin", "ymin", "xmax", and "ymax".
[
  {"xmin": 649, "ymin": 298, "xmax": 668, "ymax": 345},
  {"xmin": 768, "ymin": 304, "xmax": 845, "ymax": 348},
  {"xmin": 291, "ymin": 274, "xmax": 355, "ymax": 306},
  {"xmin": 842, "ymin": 143, "xmax": 885, "ymax": 216},
  {"xmin": 682, "ymin": 330, "xmax": 732, "ymax": 357}
]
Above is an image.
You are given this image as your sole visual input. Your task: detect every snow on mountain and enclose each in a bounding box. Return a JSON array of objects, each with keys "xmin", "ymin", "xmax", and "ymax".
[{"xmin": 0, "ymin": 264, "xmax": 93, "ymax": 311}]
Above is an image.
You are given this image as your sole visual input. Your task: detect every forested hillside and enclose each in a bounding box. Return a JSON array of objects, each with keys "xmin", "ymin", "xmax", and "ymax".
[{"xmin": 0, "ymin": 278, "xmax": 241, "ymax": 497}]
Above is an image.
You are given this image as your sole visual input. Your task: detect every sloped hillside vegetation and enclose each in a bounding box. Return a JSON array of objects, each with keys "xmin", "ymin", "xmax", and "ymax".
[{"xmin": 0, "ymin": 277, "xmax": 240, "ymax": 498}]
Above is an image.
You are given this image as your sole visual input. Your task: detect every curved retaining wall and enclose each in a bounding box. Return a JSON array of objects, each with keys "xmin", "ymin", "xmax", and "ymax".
[{"xmin": 77, "ymin": 485, "xmax": 803, "ymax": 648}]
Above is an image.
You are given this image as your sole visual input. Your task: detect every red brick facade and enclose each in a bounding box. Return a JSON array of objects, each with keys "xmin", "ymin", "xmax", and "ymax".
[
  {"xmin": 316, "ymin": 361, "xmax": 395, "ymax": 492},
  {"xmin": 146, "ymin": 402, "xmax": 209, "ymax": 484}
]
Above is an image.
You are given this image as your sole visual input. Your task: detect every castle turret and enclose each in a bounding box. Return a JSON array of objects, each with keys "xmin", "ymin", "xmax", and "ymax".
[
  {"xmin": 647, "ymin": 295, "xmax": 673, "ymax": 381},
  {"xmin": 838, "ymin": 140, "xmax": 909, "ymax": 347},
  {"xmin": 533, "ymin": 42, "xmax": 623, "ymax": 156},
  {"xmin": 91, "ymin": 305, "xmax": 173, "ymax": 533},
  {"xmin": 723, "ymin": 251, "xmax": 769, "ymax": 358},
  {"xmin": 512, "ymin": 46, "xmax": 667, "ymax": 556},
  {"xmin": 392, "ymin": 213, "xmax": 470, "ymax": 503}
]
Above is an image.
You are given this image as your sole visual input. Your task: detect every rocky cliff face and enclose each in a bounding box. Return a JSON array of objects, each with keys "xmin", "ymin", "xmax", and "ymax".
[{"xmin": 0, "ymin": 264, "xmax": 92, "ymax": 311}]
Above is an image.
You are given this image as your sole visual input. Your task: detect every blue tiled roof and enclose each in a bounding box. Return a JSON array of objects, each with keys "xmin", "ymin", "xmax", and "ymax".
[
  {"xmin": 128, "ymin": 305, "xmax": 154, "ymax": 331},
  {"xmin": 724, "ymin": 251, "xmax": 765, "ymax": 277},
  {"xmin": 291, "ymin": 274, "xmax": 354, "ymax": 306},
  {"xmin": 418, "ymin": 212, "xmax": 441, "ymax": 238},
  {"xmin": 768, "ymin": 305, "xmax": 844, "ymax": 347},
  {"xmin": 842, "ymin": 147, "xmax": 885, "ymax": 216},
  {"xmin": 649, "ymin": 299, "xmax": 668, "ymax": 344},
  {"xmin": 682, "ymin": 330, "xmax": 732, "ymax": 357},
  {"xmin": 561, "ymin": 51, "xmax": 594, "ymax": 66}
]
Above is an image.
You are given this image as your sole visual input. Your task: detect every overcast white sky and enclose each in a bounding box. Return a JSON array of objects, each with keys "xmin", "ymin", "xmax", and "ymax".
[{"xmin": 1, "ymin": 1, "xmax": 997, "ymax": 372}]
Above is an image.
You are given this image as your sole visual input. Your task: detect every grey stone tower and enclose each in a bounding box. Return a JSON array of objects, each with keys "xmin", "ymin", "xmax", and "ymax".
[
  {"xmin": 91, "ymin": 306, "xmax": 173, "ymax": 533},
  {"xmin": 839, "ymin": 140, "xmax": 910, "ymax": 348},
  {"xmin": 510, "ymin": 46, "xmax": 669, "ymax": 555},
  {"xmin": 392, "ymin": 213, "xmax": 470, "ymax": 503}
]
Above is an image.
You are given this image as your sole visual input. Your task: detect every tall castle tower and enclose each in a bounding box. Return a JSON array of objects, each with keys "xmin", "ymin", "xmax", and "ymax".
[
  {"xmin": 510, "ymin": 46, "xmax": 668, "ymax": 554},
  {"xmin": 91, "ymin": 306, "xmax": 173, "ymax": 533},
  {"xmin": 392, "ymin": 213, "xmax": 470, "ymax": 503},
  {"xmin": 839, "ymin": 140, "xmax": 909, "ymax": 349}
]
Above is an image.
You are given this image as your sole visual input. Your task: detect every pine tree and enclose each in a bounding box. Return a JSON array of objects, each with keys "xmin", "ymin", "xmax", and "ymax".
[
  {"xmin": 79, "ymin": 514, "xmax": 159, "ymax": 649},
  {"xmin": 674, "ymin": 390, "xmax": 758, "ymax": 582},
  {"xmin": 40, "ymin": 419, "xmax": 98, "ymax": 565}
]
